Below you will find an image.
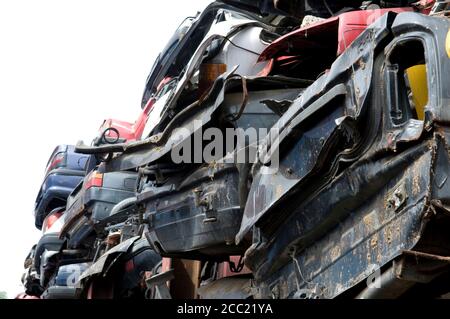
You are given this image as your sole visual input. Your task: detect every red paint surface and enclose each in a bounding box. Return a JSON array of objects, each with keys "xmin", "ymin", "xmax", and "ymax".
[
  {"xmin": 99, "ymin": 96, "xmax": 155, "ymax": 142},
  {"xmin": 216, "ymin": 256, "xmax": 252, "ymax": 279},
  {"xmin": 259, "ymin": 8, "xmax": 413, "ymax": 63}
]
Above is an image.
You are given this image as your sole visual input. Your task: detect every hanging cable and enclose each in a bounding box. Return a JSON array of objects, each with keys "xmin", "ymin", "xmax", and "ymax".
[
  {"xmin": 323, "ymin": 0, "xmax": 334, "ymax": 16},
  {"xmin": 222, "ymin": 36, "xmax": 261, "ymax": 56}
]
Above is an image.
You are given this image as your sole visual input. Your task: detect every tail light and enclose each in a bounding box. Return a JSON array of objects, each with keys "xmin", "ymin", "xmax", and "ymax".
[
  {"xmin": 45, "ymin": 152, "xmax": 66, "ymax": 176},
  {"xmin": 125, "ymin": 259, "xmax": 135, "ymax": 273},
  {"xmin": 42, "ymin": 210, "xmax": 63, "ymax": 233},
  {"xmin": 199, "ymin": 63, "xmax": 227, "ymax": 96},
  {"xmin": 84, "ymin": 171, "xmax": 103, "ymax": 190}
]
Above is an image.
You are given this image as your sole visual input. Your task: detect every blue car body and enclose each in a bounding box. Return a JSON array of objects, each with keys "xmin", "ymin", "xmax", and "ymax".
[{"xmin": 34, "ymin": 145, "xmax": 93, "ymax": 230}]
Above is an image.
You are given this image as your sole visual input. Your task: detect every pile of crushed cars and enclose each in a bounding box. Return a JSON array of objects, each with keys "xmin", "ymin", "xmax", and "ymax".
[{"xmin": 19, "ymin": 0, "xmax": 450, "ymax": 299}]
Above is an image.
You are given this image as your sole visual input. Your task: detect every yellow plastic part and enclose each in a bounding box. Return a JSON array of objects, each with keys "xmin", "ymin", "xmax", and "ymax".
[
  {"xmin": 406, "ymin": 64, "xmax": 428, "ymax": 121},
  {"xmin": 446, "ymin": 29, "xmax": 450, "ymax": 58}
]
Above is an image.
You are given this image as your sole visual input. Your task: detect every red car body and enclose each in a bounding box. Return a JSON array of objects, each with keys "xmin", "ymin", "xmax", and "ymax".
[
  {"xmin": 99, "ymin": 97, "xmax": 155, "ymax": 143},
  {"xmin": 258, "ymin": 8, "xmax": 413, "ymax": 67},
  {"xmin": 15, "ymin": 293, "xmax": 40, "ymax": 299}
]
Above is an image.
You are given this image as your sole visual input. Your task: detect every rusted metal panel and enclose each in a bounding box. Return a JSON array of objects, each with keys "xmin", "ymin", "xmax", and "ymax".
[
  {"xmin": 198, "ymin": 277, "xmax": 252, "ymax": 299},
  {"xmin": 78, "ymin": 236, "xmax": 140, "ymax": 282},
  {"xmin": 236, "ymin": 13, "xmax": 397, "ymax": 243},
  {"xmin": 390, "ymin": 13, "xmax": 450, "ymax": 124},
  {"xmin": 240, "ymin": 12, "xmax": 450, "ymax": 298},
  {"xmin": 97, "ymin": 75, "xmax": 308, "ymax": 172},
  {"xmin": 72, "ymin": 11, "xmax": 450, "ymax": 299},
  {"xmin": 169, "ymin": 259, "xmax": 202, "ymax": 299},
  {"xmin": 251, "ymin": 139, "xmax": 434, "ymax": 298}
]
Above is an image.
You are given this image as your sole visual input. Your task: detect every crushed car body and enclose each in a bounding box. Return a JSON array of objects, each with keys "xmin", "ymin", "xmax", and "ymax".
[
  {"xmin": 20, "ymin": 0, "xmax": 450, "ymax": 299},
  {"xmin": 238, "ymin": 11, "xmax": 450, "ymax": 299}
]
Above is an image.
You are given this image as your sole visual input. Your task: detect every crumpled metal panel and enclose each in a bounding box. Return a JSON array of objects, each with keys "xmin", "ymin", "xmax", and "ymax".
[
  {"xmin": 78, "ymin": 236, "xmax": 140, "ymax": 282},
  {"xmin": 140, "ymin": 0, "xmax": 294, "ymax": 108},
  {"xmin": 103, "ymin": 75, "xmax": 307, "ymax": 172},
  {"xmin": 252, "ymin": 134, "xmax": 450, "ymax": 299},
  {"xmin": 389, "ymin": 12, "xmax": 450, "ymax": 124},
  {"xmin": 258, "ymin": 8, "xmax": 412, "ymax": 61},
  {"xmin": 164, "ymin": 17, "xmax": 265, "ymax": 113},
  {"xmin": 236, "ymin": 13, "xmax": 396, "ymax": 243},
  {"xmin": 197, "ymin": 277, "xmax": 252, "ymax": 299},
  {"xmin": 143, "ymin": 164, "xmax": 244, "ymax": 258},
  {"xmin": 237, "ymin": 100, "xmax": 347, "ymax": 243},
  {"xmin": 239, "ymin": 12, "xmax": 450, "ymax": 298},
  {"xmin": 251, "ymin": 139, "xmax": 434, "ymax": 298}
]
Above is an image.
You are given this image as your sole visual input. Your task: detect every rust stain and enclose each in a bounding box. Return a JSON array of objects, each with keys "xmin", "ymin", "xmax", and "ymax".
[
  {"xmin": 385, "ymin": 226, "xmax": 392, "ymax": 245},
  {"xmin": 412, "ymin": 162, "xmax": 421, "ymax": 196},
  {"xmin": 363, "ymin": 214, "xmax": 374, "ymax": 229},
  {"xmin": 358, "ymin": 59, "xmax": 366, "ymax": 70},
  {"xmin": 275, "ymin": 184, "xmax": 284, "ymax": 200},
  {"xmin": 330, "ymin": 245, "xmax": 341, "ymax": 262},
  {"xmin": 363, "ymin": 210, "xmax": 379, "ymax": 231},
  {"xmin": 370, "ymin": 236, "xmax": 378, "ymax": 248},
  {"xmin": 368, "ymin": 233, "xmax": 381, "ymax": 263}
]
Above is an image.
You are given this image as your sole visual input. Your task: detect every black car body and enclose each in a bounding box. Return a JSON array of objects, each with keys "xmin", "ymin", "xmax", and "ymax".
[
  {"xmin": 61, "ymin": 167, "xmax": 138, "ymax": 250},
  {"xmin": 78, "ymin": 236, "xmax": 161, "ymax": 299}
]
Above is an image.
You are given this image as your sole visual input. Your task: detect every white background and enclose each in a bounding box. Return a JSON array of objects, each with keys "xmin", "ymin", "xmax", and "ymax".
[{"xmin": 0, "ymin": 0, "xmax": 211, "ymax": 298}]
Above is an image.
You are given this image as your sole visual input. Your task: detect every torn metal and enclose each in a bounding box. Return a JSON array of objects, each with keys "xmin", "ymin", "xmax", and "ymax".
[{"xmin": 238, "ymin": 12, "xmax": 450, "ymax": 298}]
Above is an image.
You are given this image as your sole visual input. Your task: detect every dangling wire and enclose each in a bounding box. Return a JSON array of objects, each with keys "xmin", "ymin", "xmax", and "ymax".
[
  {"xmin": 323, "ymin": 0, "xmax": 334, "ymax": 16},
  {"xmin": 290, "ymin": 246, "xmax": 313, "ymax": 290},
  {"xmin": 229, "ymin": 256, "xmax": 245, "ymax": 273}
]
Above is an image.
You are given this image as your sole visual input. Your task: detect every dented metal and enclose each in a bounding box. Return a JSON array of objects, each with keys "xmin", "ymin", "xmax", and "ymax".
[
  {"xmin": 240, "ymin": 12, "xmax": 450, "ymax": 298},
  {"xmin": 26, "ymin": 2, "xmax": 450, "ymax": 300}
]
